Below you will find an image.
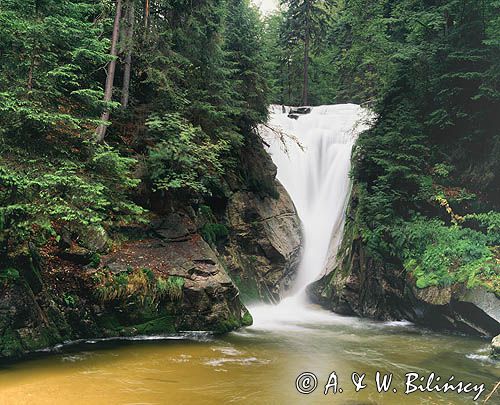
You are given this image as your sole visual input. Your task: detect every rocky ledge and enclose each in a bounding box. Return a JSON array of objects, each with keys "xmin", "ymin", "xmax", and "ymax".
[{"xmin": 0, "ymin": 214, "xmax": 251, "ymax": 360}]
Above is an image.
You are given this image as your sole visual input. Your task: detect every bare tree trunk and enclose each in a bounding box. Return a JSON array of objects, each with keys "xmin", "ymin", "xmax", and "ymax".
[
  {"xmin": 96, "ymin": 0, "xmax": 123, "ymax": 142},
  {"xmin": 121, "ymin": 0, "xmax": 134, "ymax": 109},
  {"xmin": 302, "ymin": 19, "xmax": 310, "ymax": 106},
  {"xmin": 144, "ymin": 0, "xmax": 150, "ymax": 30}
]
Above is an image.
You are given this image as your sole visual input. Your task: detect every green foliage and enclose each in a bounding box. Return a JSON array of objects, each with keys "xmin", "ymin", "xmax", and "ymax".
[
  {"xmin": 433, "ymin": 163, "xmax": 453, "ymax": 178},
  {"xmin": 94, "ymin": 268, "xmax": 184, "ymax": 304},
  {"xmin": 342, "ymin": 0, "xmax": 500, "ymax": 295},
  {"xmin": 0, "ymin": 149, "xmax": 143, "ymax": 257},
  {"xmin": 0, "ymin": 0, "xmax": 143, "ymax": 258},
  {"xmin": 146, "ymin": 113, "xmax": 226, "ymax": 195},
  {"xmin": 156, "ymin": 276, "xmax": 185, "ymax": 302},
  {"xmin": 62, "ymin": 293, "xmax": 77, "ymax": 307},
  {"xmin": 225, "ymin": 0, "xmax": 269, "ymax": 129},
  {"xmin": 399, "ymin": 218, "xmax": 498, "ymax": 293},
  {"xmin": 0, "ymin": 268, "xmax": 20, "ymax": 285},
  {"xmin": 0, "ymin": 0, "xmax": 271, "ymax": 261},
  {"xmin": 201, "ymin": 223, "xmax": 229, "ymax": 245},
  {"xmin": 465, "ymin": 212, "xmax": 500, "ymax": 245}
]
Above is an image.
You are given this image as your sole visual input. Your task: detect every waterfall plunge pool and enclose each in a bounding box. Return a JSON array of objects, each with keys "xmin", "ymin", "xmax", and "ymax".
[{"xmin": 0, "ymin": 307, "xmax": 498, "ymax": 404}]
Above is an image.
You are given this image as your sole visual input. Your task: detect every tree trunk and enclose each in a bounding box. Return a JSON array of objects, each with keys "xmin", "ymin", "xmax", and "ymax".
[
  {"xmin": 144, "ymin": 0, "xmax": 150, "ymax": 30},
  {"xmin": 302, "ymin": 15, "xmax": 310, "ymax": 106},
  {"xmin": 121, "ymin": 0, "xmax": 135, "ymax": 109},
  {"xmin": 96, "ymin": 0, "xmax": 123, "ymax": 142}
]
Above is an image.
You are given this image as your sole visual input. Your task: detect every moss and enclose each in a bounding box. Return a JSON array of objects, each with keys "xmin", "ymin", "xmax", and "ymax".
[
  {"xmin": 229, "ymin": 271, "xmax": 263, "ymax": 303},
  {"xmin": 96, "ymin": 312, "xmax": 176, "ymax": 336},
  {"xmin": 201, "ymin": 223, "xmax": 229, "ymax": 245},
  {"xmin": 213, "ymin": 316, "xmax": 241, "ymax": 334},
  {"xmin": 89, "ymin": 253, "xmax": 101, "ymax": 268},
  {"xmin": 0, "ymin": 326, "xmax": 61, "ymax": 358},
  {"xmin": 97, "ymin": 313, "xmax": 122, "ymax": 332},
  {"xmin": 241, "ymin": 309, "xmax": 253, "ymax": 326},
  {"xmin": 0, "ymin": 267, "xmax": 20, "ymax": 285},
  {"xmin": 132, "ymin": 316, "xmax": 176, "ymax": 335},
  {"xmin": 245, "ymin": 171, "xmax": 279, "ymax": 199},
  {"xmin": 0, "ymin": 329, "xmax": 24, "ymax": 358}
]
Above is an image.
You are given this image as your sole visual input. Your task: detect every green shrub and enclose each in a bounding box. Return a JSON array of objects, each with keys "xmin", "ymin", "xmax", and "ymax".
[
  {"xmin": 0, "ymin": 268, "xmax": 20, "ymax": 285},
  {"xmin": 62, "ymin": 293, "xmax": 77, "ymax": 307},
  {"xmin": 157, "ymin": 276, "xmax": 185, "ymax": 301},
  {"xmin": 146, "ymin": 113, "xmax": 227, "ymax": 195},
  {"xmin": 398, "ymin": 218, "xmax": 499, "ymax": 293}
]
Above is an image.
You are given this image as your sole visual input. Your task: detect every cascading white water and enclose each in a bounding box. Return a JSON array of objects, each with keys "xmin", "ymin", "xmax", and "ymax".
[{"xmin": 250, "ymin": 104, "xmax": 372, "ymax": 328}]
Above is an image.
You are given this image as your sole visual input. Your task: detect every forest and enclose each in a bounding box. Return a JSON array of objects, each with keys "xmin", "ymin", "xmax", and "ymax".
[{"xmin": 2, "ymin": 0, "xmax": 498, "ymax": 293}]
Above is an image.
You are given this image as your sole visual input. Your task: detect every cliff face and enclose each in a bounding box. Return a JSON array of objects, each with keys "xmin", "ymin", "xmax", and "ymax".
[
  {"xmin": 223, "ymin": 183, "xmax": 301, "ymax": 302},
  {"xmin": 220, "ymin": 131, "xmax": 302, "ymax": 303},
  {"xmin": 0, "ymin": 132, "xmax": 301, "ymax": 360},
  {"xmin": 308, "ymin": 188, "xmax": 500, "ymax": 338}
]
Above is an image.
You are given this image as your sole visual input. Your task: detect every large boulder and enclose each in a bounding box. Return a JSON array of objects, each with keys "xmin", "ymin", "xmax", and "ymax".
[
  {"xmin": 100, "ymin": 215, "xmax": 251, "ymax": 333},
  {"xmin": 224, "ymin": 182, "xmax": 301, "ymax": 302}
]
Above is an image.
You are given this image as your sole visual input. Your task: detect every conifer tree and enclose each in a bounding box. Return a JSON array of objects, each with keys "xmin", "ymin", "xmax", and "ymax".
[{"xmin": 280, "ymin": 0, "xmax": 332, "ymax": 105}]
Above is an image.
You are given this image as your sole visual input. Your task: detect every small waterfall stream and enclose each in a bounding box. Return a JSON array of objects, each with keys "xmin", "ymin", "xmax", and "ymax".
[{"xmin": 251, "ymin": 104, "xmax": 373, "ymax": 327}]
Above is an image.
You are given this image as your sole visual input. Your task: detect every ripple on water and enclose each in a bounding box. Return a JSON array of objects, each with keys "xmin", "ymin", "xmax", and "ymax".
[
  {"xmin": 211, "ymin": 346, "xmax": 243, "ymax": 356},
  {"xmin": 203, "ymin": 357, "xmax": 270, "ymax": 367}
]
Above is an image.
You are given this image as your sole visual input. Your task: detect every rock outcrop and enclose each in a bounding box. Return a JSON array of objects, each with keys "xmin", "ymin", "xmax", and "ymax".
[
  {"xmin": 224, "ymin": 182, "xmax": 301, "ymax": 302},
  {"xmin": 0, "ymin": 216, "xmax": 252, "ymax": 359},
  {"xmin": 308, "ymin": 192, "xmax": 500, "ymax": 338},
  {"xmin": 492, "ymin": 335, "xmax": 500, "ymax": 359},
  {"xmin": 220, "ymin": 131, "xmax": 302, "ymax": 302}
]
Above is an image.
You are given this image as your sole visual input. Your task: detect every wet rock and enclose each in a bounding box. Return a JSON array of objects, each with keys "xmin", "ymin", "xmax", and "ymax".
[
  {"xmin": 289, "ymin": 107, "xmax": 311, "ymax": 115},
  {"xmin": 220, "ymin": 131, "xmax": 302, "ymax": 303},
  {"xmin": 491, "ymin": 335, "xmax": 500, "ymax": 360},
  {"xmin": 225, "ymin": 182, "xmax": 301, "ymax": 302},
  {"xmin": 413, "ymin": 285, "xmax": 453, "ymax": 306}
]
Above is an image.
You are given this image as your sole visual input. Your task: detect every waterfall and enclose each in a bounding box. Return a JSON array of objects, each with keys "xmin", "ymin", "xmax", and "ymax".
[{"xmin": 250, "ymin": 104, "xmax": 372, "ymax": 328}]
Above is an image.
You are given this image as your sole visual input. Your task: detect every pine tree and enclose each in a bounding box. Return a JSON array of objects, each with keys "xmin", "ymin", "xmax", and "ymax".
[{"xmin": 281, "ymin": 0, "xmax": 332, "ymax": 105}]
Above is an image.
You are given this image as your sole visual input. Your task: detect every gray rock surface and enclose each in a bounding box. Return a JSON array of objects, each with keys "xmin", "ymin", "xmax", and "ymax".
[
  {"xmin": 224, "ymin": 182, "xmax": 301, "ymax": 302},
  {"xmin": 492, "ymin": 335, "xmax": 500, "ymax": 360}
]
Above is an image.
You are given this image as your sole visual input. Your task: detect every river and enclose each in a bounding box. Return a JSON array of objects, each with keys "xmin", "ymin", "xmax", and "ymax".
[{"xmin": 0, "ymin": 310, "xmax": 498, "ymax": 404}]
